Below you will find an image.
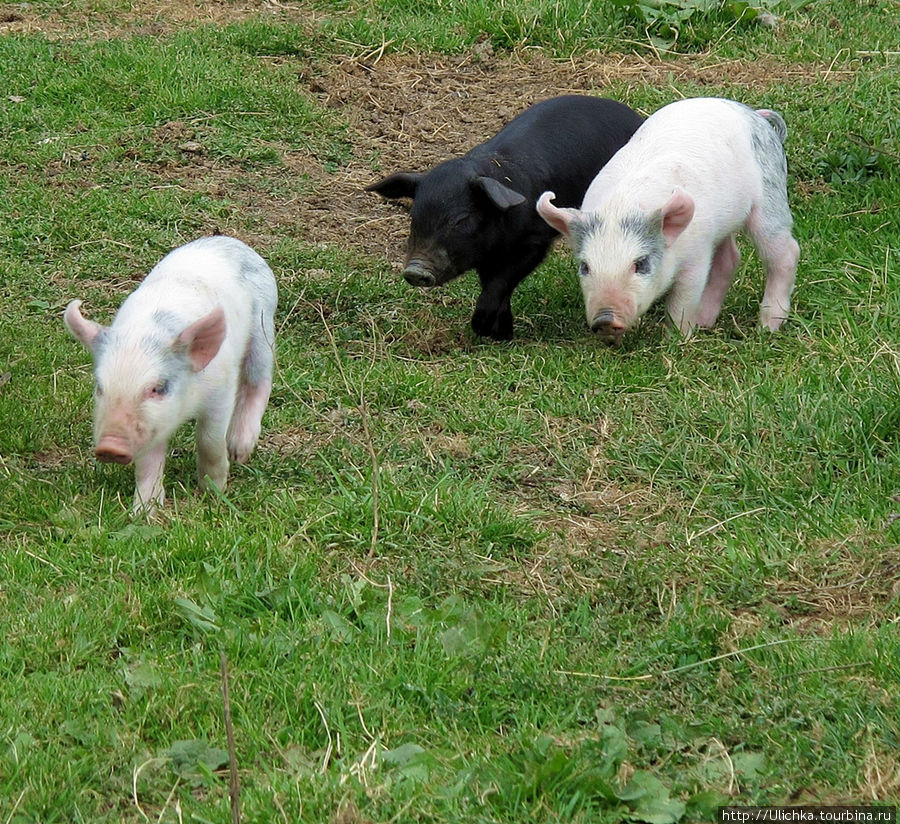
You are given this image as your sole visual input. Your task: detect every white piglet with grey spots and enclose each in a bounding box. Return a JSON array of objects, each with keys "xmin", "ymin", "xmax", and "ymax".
[
  {"xmin": 537, "ymin": 97, "xmax": 800, "ymax": 345},
  {"xmin": 64, "ymin": 236, "xmax": 277, "ymax": 515}
]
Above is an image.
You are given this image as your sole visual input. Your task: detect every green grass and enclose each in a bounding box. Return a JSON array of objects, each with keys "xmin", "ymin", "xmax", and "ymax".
[{"xmin": 1, "ymin": 1, "xmax": 899, "ymax": 821}]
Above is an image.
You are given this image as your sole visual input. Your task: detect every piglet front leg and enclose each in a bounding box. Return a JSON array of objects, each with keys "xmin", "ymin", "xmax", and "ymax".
[
  {"xmin": 666, "ymin": 256, "xmax": 714, "ymax": 336},
  {"xmin": 196, "ymin": 400, "xmax": 232, "ymax": 494},
  {"xmin": 133, "ymin": 442, "xmax": 167, "ymax": 515},
  {"xmin": 473, "ymin": 247, "xmax": 550, "ymax": 339}
]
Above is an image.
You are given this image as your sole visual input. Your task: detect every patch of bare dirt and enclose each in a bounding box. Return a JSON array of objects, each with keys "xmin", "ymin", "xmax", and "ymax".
[
  {"xmin": 331, "ymin": 800, "xmax": 374, "ymax": 824},
  {"xmin": 480, "ymin": 484, "xmax": 676, "ymax": 604},
  {"xmin": 764, "ymin": 541, "xmax": 900, "ymax": 629},
  {"xmin": 70, "ymin": 39, "xmax": 844, "ymax": 265},
  {"xmin": 0, "ymin": 0, "xmax": 315, "ymax": 39},
  {"xmin": 860, "ymin": 749, "xmax": 900, "ymax": 802},
  {"xmin": 294, "ymin": 48, "xmax": 834, "ymax": 263},
  {"xmin": 494, "ymin": 437, "xmax": 683, "ymax": 600}
]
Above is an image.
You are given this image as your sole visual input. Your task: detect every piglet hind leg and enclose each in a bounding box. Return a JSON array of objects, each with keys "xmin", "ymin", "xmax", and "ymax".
[
  {"xmin": 756, "ymin": 230, "xmax": 800, "ymax": 331},
  {"xmin": 746, "ymin": 205, "xmax": 800, "ymax": 332},
  {"xmin": 132, "ymin": 442, "xmax": 167, "ymax": 516},
  {"xmin": 695, "ymin": 236, "xmax": 741, "ymax": 328},
  {"xmin": 227, "ymin": 330, "xmax": 275, "ymax": 463},
  {"xmin": 227, "ymin": 378, "xmax": 272, "ymax": 464}
]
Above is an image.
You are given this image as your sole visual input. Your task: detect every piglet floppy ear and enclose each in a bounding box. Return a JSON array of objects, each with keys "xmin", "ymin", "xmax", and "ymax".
[
  {"xmin": 63, "ymin": 300, "xmax": 106, "ymax": 352},
  {"xmin": 472, "ymin": 176, "xmax": 526, "ymax": 210},
  {"xmin": 175, "ymin": 306, "xmax": 227, "ymax": 372},
  {"xmin": 536, "ymin": 191, "xmax": 580, "ymax": 241},
  {"xmin": 660, "ymin": 187, "xmax": 694, "ymax": 246},
  {"xmin": 365, "ymin": 172, "xmax": 424, "ymax": 201}
]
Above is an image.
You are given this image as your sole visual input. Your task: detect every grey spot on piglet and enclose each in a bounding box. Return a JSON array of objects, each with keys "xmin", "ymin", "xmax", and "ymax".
[
  {"xmin": 570, "ymin": 214, "xmax": 604, "ymax": 257},
  {"xmin": 151, "ymin": 310, "xmax": 186, "ymax": 339},
  {"xmin": 619, "ymin": 212, "xmax": 666, "ymax": 258},
  {"xmin": 746, "ymin": 106, "xmax": 794, "ymax": 235}
]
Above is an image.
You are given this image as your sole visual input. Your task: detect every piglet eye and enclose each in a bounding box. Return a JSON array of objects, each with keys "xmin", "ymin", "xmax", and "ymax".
[
  {"xmin": 151, "ymin": 379, "xmax": 170, "ymax": 398},
  {"xmin": 635, "ymin": 256, "xmax": 651, "ymax": 275},
  {"xmin": 95, "ymin": 384, "xmax": 104, "ymax": 398},
  {"xmin": 578, "ymin": 261, "xmax": 590, "ymax": 278}
]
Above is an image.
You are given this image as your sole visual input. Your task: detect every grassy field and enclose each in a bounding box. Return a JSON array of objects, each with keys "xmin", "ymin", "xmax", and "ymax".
[{"xmin": 1, "ymin": 0, "xmax": 898, "ymax": 821}]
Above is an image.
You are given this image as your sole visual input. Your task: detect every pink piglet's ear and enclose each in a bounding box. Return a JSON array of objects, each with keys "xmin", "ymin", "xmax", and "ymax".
[
  {"xmin": 176, "ymin": 306, "xmax": 227, "ymax": 372},
  {"xmin": 536, "ymin": 191, "xmax": 580, "ymax": 241},
  {"xmin": 63, "ymin": 300, "xmax": 106, "ymax": 352},
  {"xmin": 659, "ymin": 187, "xmax": 695, "ymax": 246}
]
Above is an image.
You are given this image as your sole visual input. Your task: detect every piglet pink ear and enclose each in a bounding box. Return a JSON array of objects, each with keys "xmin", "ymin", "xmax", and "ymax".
[
  {"xmin": 63, "ymin": 300, "xmax": 106, "ymax": 351},
  {"xmin": 536, "ymin": 191, "xmax": 580, "ymax": 241},
  {"xmin": 176, "ymin": 306, "xmax": 227, "ymax": 372},
  {"xmin": 660, "ymin": 187, "xmax": 694, "ymax": 246}
]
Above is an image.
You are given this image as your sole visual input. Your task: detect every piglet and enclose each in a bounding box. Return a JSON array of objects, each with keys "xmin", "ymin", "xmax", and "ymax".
[
  {"xmin": 64, "ymin": 236, "xmax": 277, "ymax": 515},
  {"xmin": 537, "ymin": 97, "xmax": 800, "ymax": 345},
  {"xmin": 367, "ymin": 95, "xmax": 644, "ymax": 340}
]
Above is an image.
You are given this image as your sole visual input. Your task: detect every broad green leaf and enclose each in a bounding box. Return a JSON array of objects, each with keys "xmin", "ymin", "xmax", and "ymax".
[
  {"xmin": 599, "ymin": 724, "xmax": 629, "ymax": 769},
  {"xmin": 381, "ymin": 742, "xmax": 426, "ymax": 766},
  {"xmin": 164, "ymin": 738, "xmax": 229, "ymax": 779},
  {"xmin": 686, "ymin": 789, "xmax": 730, "ymax": 818},
  {"xmin": 732, "ymin": 751, "xmax": 767, "ymax": 779},
  {"xmin": 125, "ymin": 659, "xmax": 162, "ymax": 691},
  {"xmin": 619, "ymin": 771, "xmax": 686, "ymax": 824},
  {"xmin": 381, "ymin": 742, "xmax": 432, "ymax": 783},
  {"xmin": 173, "ymin": 596, "xmax": 220, "ymax": 633},
  {"xmin": 321, "ymin": 608, "xmax": 357, "ymax": 643}
]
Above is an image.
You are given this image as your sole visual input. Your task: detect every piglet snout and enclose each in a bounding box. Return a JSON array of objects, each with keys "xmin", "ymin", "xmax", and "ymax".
[
  {"xmin": 402, "ymin": 260, "xmax": 437, "ymax": 287},
  {"xmin": 95, "ymin": 435, "xmax": 133, "ymax": 465},
  {"xmin": 590, "ymin": 310, "xmax": 626, "ymax": 345}
]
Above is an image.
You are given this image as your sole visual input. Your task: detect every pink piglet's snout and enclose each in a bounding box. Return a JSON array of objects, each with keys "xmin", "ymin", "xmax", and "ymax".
[
  {"xmin": 95, "ymin": 434, "xmax": 134, "ymax": 465},
  {"xmin": 590, "ymin": 309, "xmax": 627, "ymax": 345}
]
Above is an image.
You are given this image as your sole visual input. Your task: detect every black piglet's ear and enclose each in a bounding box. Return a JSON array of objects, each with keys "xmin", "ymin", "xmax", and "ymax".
[
  {"xmin": 471, "ymin": 176, "xmax": 526, "ymax": 210},
  {"xmin": 365, "ymin": 172, "xmax": 424, "ymax": 200}
]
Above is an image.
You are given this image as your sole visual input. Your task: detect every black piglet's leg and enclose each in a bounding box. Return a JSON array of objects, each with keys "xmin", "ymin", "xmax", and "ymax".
[
  {"xmin": 472, "ymin": 275, "xmax": 515, "ymax": 339},
  {"xmin": 471, "ymin": 245, "xmax": 552, "ymax": 340}
]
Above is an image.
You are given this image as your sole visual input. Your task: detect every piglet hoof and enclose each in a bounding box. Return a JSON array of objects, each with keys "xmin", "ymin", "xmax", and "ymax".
[
  {"xmin": 132, "ymin": 503, "xmax": 157, "ymax": 519},
  {"xmin": 197, "ymin": 451, "xmax": 229, "ymax": 495},
  {"xmin": 760, "ymin": 307, "xmax": 787, "ymax": 332},
  {"xmin": 229, "ymin": 448, "xmax": 250, "ymax": 465},
  {"xmin": 493, "ymin": 312, "xmax": 514, "ymax": 341},
  {"xmin": 471, "ymin": 309, "xmax": 513, "ymax": 341},
  {"xmin": 470, "ymin": 309, "xmax": 494, "ymax": 338},
  {"xmin": 228, "ymin": 441, "xmax": 255, "ymax": 465},
  {"xmin": 132, "ymin": 494, "xmax": 163, "ymax": 520},
  {"xmin": 227, "ymin": 422, "xmax": 260, "ymax": 464},
  {"xmin": 200, "ymin": 472, "xmax": 229, "ymax": 496}
]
